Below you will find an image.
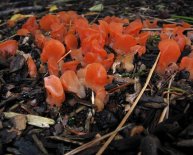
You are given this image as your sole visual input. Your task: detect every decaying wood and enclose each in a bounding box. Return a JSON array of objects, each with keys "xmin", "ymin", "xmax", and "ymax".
[{"xmin": 4, "ymin": 112, "xmax": 55, "ymax": 128}]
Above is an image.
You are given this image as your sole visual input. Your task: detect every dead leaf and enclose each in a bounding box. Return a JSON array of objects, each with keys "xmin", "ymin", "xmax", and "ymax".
[
  {"xmin": 89, "ymin": 4, "xmax": 104, "ymax": 12},
  {"xmin": 9, "ymin": 14, "xmax": 33, "ymax": 23},
  {"xmin": 49, "ymin": 5, "xmax": 58, "ymax": 12}
]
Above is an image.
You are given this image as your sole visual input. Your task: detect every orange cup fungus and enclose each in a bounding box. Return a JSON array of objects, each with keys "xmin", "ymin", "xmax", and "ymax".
[
  {"xmin": 0, "ymin": 40, "xmax": 18, "ymax": 58},
  {"xmin": 64, "ymin": 33, "xmax": 78, "ymax": 51},
  {"xmin": 47, "ymin": 58, "xmax": 59, "ymax": 76},
  {"xmin": 27, "ymin": 56, "xmax": 37, "ymax": 78},
  {"xmin": 41, "ymin": 39, "xmax": 66, "ymax": 63},
  {"xmin": 22, "ymin": 16, "xmax": 39, "ymax": 35},
  {"xmin": 180, "ymin": 56, "xmax": 193, "ymax": 79},
  {"xmin": 84, "ymin": 63, "xmax": 108, "ymax": 111},
  {"xmin": 16, "ymin": 28, "xmax": 30, "ymax": 36},
  {"xmin": 39, "ymin": 14, "xmax": 60, "ymax": 31},
  {"xmin": 51, "ymin": 23, "xmax": 67, "ymax": 43},
  {"xmin": 60, "ymin": 70, "xmax": 85, "ymax": 98},
  {"xmin": 61, "ymin": 60, "xmax": 79, "ymax": 73},
  {"xmin": 85, "ymin": 63, "xmax": 108, "ymax": 90},
  {"xmin": 44, "ymin": 75, "xmax": 65, "ymax": 107},
  {"xmin": 156, "ymin": 39, "xmax": 181, "ymax": 74}
]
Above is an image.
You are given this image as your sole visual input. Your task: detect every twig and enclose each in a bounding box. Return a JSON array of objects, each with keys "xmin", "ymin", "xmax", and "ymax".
[
  {"xmin": 158, "ymin": 74, "xmax": 176, "ymax": 123},
  {"xmin": 0, "ymin": 22, "xmax": 6, "ymax": 27},
  {"xmin": 57, "ymin": 50, "xmax": 72, "ymax": 64},
  {"xmin": 64, "ymin": 124, "xmax": 132, "ymax": 155},
  {"xmin": 0, "ymin": 6, "xmax": 43, "ymax": 18},
  {"xmin": 141, "ymin": 15, "xmax": 179, "ymax": 24},
  {"xmin": 0, "ymin": 34, "xmax": 16, "ymax": 43},
  {"xmin": 0, "ymin": 95, "xmax": 19, "ymax": 108},
  {"xmin": 96, "ymin": 52, "xmax": 161, "ymax": 155},
  {"xmin": 32, "ymin": 134, "xmax": 48, "ymax": 155},
  {"xmin": 108, "ymin": 81, "xmax": 135, "ymax": 93},
  {"xmin": 4, "ymin": 112, "xmax": 55, "ymax": 128},
  {"xmin": 141, "ymin": 28, "xmax": 193, "ymax": 31},
  {"xmin": 48, "ymin": 136, "xmax": 83, "ymax": 145}
]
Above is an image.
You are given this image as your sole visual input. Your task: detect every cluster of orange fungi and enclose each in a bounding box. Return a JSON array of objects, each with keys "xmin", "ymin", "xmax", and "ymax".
[{"xmin": 0, "ymin": 11, "xmax": 192, "ymax": 111}]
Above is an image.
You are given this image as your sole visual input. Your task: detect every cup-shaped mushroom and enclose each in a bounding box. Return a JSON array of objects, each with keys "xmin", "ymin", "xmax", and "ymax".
[
  {"xmin": 156, "ymin": 39, "xmax": 180, "ymax": 74},
  {"xmin": 44, "ymin": 75, "xmax": 65, "ymax": 107},
  {"xmin": 39, "ymin": 14, "xmax": 60, "ymax": 31},
  {"xmin": 180, "ymin": 56, "xmax": 193, "ymax": 79},
  {"xmin": 94, "ymin": 88, "xmax": 107, "ymax": 112},
  {"xmin": 124, "ymin": 19, "xmax": 143, "ymax": 35},
  {"xmin": 48, "ymin": 58, "xmax": 59, "ymax": 76},
  {"xmin": 60, "ymin": 70, "xmax": 85, "ymax": 98},
  {"xmin": 41, "ymin": 39, "xmax": 65, "ymax": 63},
  {"xmin": 61, "ymin": 60, "xmax": 79, "ymax": 73},
  {"xmin": 22, "ymin": 16, "xmax": 39, "ymax": 34},
  {"xmin": 110, "ymin": 33, "xmax": 137, "ymax": 54},
  {"xmin": 27, "ymin": 56, "xmax": 37, "ymax": 78},
  {"xmin": 0, "ymin": 40, "xmax": 18, "ymax": 58},
  {"xmin": 64, "ymin": 33, "xmax": 78, "ymax": 51},
  {"xmin": 85, "ymin": 63, "xmax": 108, "ymax": 91}
]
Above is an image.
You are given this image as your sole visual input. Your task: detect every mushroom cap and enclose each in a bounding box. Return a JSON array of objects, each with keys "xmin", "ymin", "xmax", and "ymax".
[
  {"xmin": 47, "ymin": 58, "xmax": 59, "ymax": 76},
  {"xmin": 64, "ymin": 33, "xmax": 78, "ymax": 50},
  {"xmin": 22, "ymin": 16, "xmax": 39, "ymax": 34},
  {"xmin": 0, "ymin": 40, "xmax": 18, "ymax": 58},
  {"xmin": 27, "ymin": 56, "xmax": 37, "ymax": 78},
  {"xmin": 156, "ymin": 39, "xmax": 181, "ymax": 74},
  {"xmin": 41, "ymin": 39, "xmax": 65, "ymax": 63},
  {"xmin": 85, "ymin": 63, "xmax": 107, "ymax": 89},
  {"xmin": 39, "ymin": 14, "xmax": 60, "ymax": 31},
  {"xmin": 60, "ymin": 70, "xmax": 85, "ymax": 98},
  {"xmin": 44, "ymin": 75, "xmax": 65, "ymax": 107}
]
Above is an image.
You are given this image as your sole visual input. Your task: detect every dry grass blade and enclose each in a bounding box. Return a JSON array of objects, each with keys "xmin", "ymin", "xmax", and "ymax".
[
  {"xmin": 48, "ymin": 136, "xmax": 83, "ymax": 145},
  {"xmin": 64, "ymin": 124, "xmax": 131, "ymax": 155},
  {"xmin": 158, "ymin": 74, "xmax": 176, "ymax": 123},
  {"xmin": 96, "ymin": 52, "xmax": 161, "ymax": 155}
]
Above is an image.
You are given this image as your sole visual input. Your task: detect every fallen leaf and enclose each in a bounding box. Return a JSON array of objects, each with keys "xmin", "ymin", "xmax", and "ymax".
[
  {"xmin": 9, "ymin": 14, "xmax": 33, "ymax": 23},
  {"xmin": 89, "ymin": 3, "xmax": 104, "ymax": 12},
  {"xmin": 49, "ymin": 5, "xmax": 58, "ymax": 12}
]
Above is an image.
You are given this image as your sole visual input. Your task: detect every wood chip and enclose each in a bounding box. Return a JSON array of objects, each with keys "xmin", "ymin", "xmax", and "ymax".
[
  {"xmin": 11, "ymin": 115, "xmax": 27, "ymax": 130},
  {"xmin": 4, "ymin": 112, "xmax": 55, "ymax": 128}
]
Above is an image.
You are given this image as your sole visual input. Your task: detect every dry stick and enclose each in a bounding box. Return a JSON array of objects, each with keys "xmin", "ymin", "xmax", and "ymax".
[
  {"xmin": 158, "ymin": 74, "xmax": 175, "ymax": 123},
  {"xmin": 141, "ymin": 28, "xmax": 193, "ymax": 31},
  {"xmin": 96, "ymin": 52, "xmax": 161, "ymax": 155},
  {"xmin": 57, "ymin": 50, "xmax": 72, "ymax": 64},
  {"xmin": 0, "ymin": 34, "xmax": 16, "ymax": 43},
  {"xmin": 64, "ymin": 124, "xmax": 131, "ymax": 155},
  {"xmin": 141, "ymin": 15, "xmax": 184, "ymax": 25},
  {"xmin": 32, "ymin": 134, "xmax": 48, "ymax": 155}
]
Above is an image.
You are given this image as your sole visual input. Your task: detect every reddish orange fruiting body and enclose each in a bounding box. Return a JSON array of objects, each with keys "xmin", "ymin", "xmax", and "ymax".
[
  {"xmin": 27, "ymin": 57, "xmax": 37, "ymax": 78},
  {"xmin": 60, "ymin": 70, "xmax": 85, "ymax": 98},
  {"xmin": 156, "ymin": 39, "xmax": 181, "ymax": 74},
  {"xmin": 44, "ymin": 75, "xmax": 65, "ymax": 107},
  {"xmin": 0, "ymin": 40, "xmax": 18, "ymax": 58},
  {"xmin": 41, "ymin": 39, "xmax": 65, "ymax": 63}
]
